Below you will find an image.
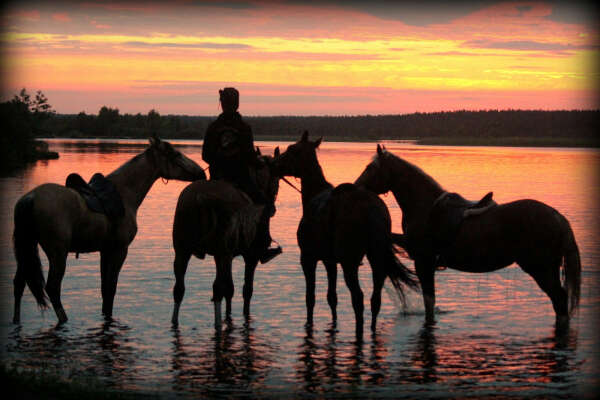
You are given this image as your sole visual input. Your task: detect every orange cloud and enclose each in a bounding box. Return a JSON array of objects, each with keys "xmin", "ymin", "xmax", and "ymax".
[{"xmin": 1, "ymin": 1, "xmax": 597, "ymax": 115}]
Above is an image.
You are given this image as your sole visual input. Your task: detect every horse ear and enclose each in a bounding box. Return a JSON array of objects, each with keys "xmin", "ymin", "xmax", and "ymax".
[
  {"xmin": 301, "ymin": 130, "xmax": 309, "ymax": 142},
  {"xmin": 274, "ymin": 146, "xmax": 280, "ymax": 157},
  {"xmin": 256, "ymin": 146, "xmax": 262, "ymax": 155},
  {"xmin": 149, "ymin": 133, "xmax": 162, "ymax": 147},
  {"xmin": 313, "ymin": 137, "xmax": 322, "ymax": 148},
  {"xmin": 377, "ymin": 144, "xmax": 383, "ymax": 155}
]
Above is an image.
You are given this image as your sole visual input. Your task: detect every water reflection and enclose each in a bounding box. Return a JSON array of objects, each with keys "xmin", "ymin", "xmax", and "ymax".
[
  {"xmin": 407, "ymin": 322, "xmax": 438, "ymax": 384},
  {"xmin": 398, "ymin": 321, "xmax": 580, "ymax": 394},
  {"xmin": 6, "ymin": 319, "xmax": 137, "ymax": 388},
  {"xmin": 295, "ymin": 323, "xmax": 391, "ymax": 394},
  {"xmin": 1, "ymin": 141, "xmax": 597, "ymax": 397},
  {"xmin": 48, "ymin": 139, "xmax": 204, "ymax": 155},
  {"xmin": 170, "ymin": 318, "xmax": 273, "ymax": 396}
]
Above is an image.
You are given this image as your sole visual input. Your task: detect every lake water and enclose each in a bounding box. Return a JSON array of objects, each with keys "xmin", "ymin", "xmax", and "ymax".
[{"xmin": 1, "ymin": 139, "xmax": 599, "ymax": 398}]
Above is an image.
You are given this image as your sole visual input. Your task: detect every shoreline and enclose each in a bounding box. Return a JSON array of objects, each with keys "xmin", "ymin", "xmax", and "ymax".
[{"xmin": 40, "ymin": 135, "xmax": 599, "ymax": 148}]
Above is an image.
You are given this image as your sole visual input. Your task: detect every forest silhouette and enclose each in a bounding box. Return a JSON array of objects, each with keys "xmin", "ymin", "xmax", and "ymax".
[{"xmin": 2, "ymin": 88, "xmax": 598, "ymax": 172}]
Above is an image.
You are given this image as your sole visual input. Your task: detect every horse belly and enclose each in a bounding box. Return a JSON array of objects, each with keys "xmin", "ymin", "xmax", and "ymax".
[
  {"xmin": 69, "ymin": 216, "xmax": 111, "ymax": 253},
  {"xmin": 442, "ymin": 214, "xmax": 518, "ymax": 272}
]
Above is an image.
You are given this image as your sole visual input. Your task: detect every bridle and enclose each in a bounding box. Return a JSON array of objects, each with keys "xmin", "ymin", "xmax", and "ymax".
[{"xmin": 149, "ymin": 145, "xmax": 189, "ymax": 184}]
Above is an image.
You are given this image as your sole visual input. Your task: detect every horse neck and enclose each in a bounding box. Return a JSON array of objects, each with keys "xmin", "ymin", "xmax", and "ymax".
[
  {"xmin": 387, "ymin": 160, "xmax": 444, "ymax": 228},
  {"xmin": 107, "ymin": 151, "xmax": 159, "ymax": 211},
  {"xmin": 299, "ymin": 159, "xmax": 332, "ymax": 211}
]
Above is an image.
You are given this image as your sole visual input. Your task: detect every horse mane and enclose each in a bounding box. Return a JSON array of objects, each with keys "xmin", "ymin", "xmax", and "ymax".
[
  {"xmin": 377, "ymin": 149, "xmax": 444, "ymax": 192},
  {"xmin": 107, "ymin": 151, "xmax": 148, "ymax": 179}
]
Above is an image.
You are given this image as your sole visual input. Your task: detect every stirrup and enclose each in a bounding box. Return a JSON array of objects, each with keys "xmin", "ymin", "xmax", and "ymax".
[{"xmin": 260, "ymin": 246, "xmax": 282, "ymax": 264}]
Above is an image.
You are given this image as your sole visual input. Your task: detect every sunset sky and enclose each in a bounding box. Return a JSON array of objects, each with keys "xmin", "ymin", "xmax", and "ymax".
[{"xmin": 1, "ymin": 0, "xmax": 598, "ymax": 116}]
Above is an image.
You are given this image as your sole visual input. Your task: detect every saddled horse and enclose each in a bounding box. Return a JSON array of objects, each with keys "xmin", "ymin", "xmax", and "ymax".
[
  {"xmin": 355, "ymin": 145, "xmax": 581, "ymax": 325},
  {"xmin": 273, "ymin": 132, "xmax": 418, "ymax": 337},
  {"xmin": 12, "ymin": 137, "xmax": 205, "ymax": 324},
  {"xmin": 171, "ymin": 148, "xmax": 281, "ymax": 329}
]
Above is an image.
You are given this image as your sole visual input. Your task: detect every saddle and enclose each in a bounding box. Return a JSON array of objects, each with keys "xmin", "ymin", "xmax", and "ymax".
[
  {"xmin": 426, "ymin": 191, "xmax": 496, "ymax": 250},
  {"xmin": 66, "ymin": 172, "xmax": 125, "ymax": 219}
]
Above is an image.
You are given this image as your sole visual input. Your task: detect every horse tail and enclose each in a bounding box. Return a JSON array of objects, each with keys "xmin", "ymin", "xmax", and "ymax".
[
  {"xmin": 13, "ymin": 193, "xmax": 48, "ymax": 308},
  {"xmin": 367, "ymin": 206, "xmax": 419, "ymax": 309},
  {"xmin": 561, "ymin": 217, "xmax": 581, "ymax": 316}
]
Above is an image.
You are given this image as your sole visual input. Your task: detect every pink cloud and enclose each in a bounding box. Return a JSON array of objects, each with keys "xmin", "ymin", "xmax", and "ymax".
[
  {"xmin": 52, "ymin": 13, "xmax": 71, "ymax": 22},
  {"xmin": 90, "ymin": 20, "xmax": 111, "ymax": 29},
  {"xmin": 12, "ymin": 10, "xmax": 40, "ymax": 21}
]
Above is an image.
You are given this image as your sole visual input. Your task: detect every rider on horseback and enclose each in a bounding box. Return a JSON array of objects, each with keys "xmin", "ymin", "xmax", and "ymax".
[{"xmin": 202, "ymin": 87, "xmax": 282, "ymax": 263}]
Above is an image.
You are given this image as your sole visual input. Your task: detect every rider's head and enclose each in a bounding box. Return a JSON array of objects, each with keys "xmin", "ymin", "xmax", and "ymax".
[{"xmin": 219, "ymin": 87, "xmax": 239, "ymax": 114}]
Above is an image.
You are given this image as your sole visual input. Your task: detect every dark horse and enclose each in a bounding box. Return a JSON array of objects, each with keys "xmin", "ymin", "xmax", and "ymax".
[
  {"xmin": 12, "ymin": 137, "xmax": 206, "ymax": 324},
  {"xmin": 274, "ymin": 132, "xmax": 418, "ymax": 336},
  {"xmin": 171, "ymin": 148, "xmax": 281, "ymax": 329},
  {"xmin": 355, "ymin": 145, "xmax": 581, "ymax": 325}
]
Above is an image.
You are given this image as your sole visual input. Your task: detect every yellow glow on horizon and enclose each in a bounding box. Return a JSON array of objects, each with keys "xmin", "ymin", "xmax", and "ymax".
[{"xmin": 2, "ymin": 16, "xmax": 598, "ymax": 113}]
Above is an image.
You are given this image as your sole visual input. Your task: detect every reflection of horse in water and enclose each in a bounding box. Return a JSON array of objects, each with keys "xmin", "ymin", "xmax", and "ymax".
[
  {"xmin": 12, "ymin": 137, "xmax": 205, "ymax": 324},
  {"xmin": 296, "ymin": 323, "xmax": 390, "ymax": 393},
  {"xmin": 171, "ymin": 149, "xmax": 281, "ymax": 328},
  {"xmin": 170, "ymin": 319, "xmax": 273, "ymax": 395},
  {"xmin": 274, "ymin": 132, "xmax": 419, "ymax": 337},
  {"xmin": 355, "ymin": 145, "xmax": 581, "ymax": 326},
  {"xmin": 404, "ymin": 321, "xmax": 578, "ymax": 388}
]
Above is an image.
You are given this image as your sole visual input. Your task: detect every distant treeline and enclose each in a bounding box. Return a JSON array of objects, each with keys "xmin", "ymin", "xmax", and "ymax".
[
  {"xmin": 1, "ymin": 89, "xmax": 58, "ymax": 172},
  {"xmin": 41, "ymin": 108, "xmax": 599, "ymax": 146}
]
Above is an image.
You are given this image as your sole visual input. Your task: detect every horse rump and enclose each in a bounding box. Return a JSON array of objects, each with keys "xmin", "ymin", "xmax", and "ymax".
[
  {"xmin": 13, "ymin": 193, "xmax": 48, "ymax": 308},
  {"xmin": 562, "ymin": 216, "xmax": 581, "ymax": 316}
]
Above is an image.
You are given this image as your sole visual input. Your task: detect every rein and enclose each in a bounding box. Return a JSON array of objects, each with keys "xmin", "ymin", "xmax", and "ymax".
[{"xmin": 282, "ymin": 176, "xmax": 302, "ymax": 194}]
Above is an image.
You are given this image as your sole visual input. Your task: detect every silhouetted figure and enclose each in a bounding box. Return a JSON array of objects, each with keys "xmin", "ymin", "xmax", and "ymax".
[{"xmin": 202, "ymin": 88, "xmax": 281, "ymax": 263}]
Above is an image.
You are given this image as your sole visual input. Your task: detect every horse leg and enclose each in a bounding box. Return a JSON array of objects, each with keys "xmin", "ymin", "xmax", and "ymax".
[
  {"xmin": 342, "ymin": 264, "xmax": 364, "ymax": 339},
  {"xmin": 415, "ymin": 258, "xmax": 436, "ymax": 324},
  {"xmin": 301, "ymin": 254, "xmax": 317, "ymax": 326},
  {"xmin": 45, "ymin": 249, "xmax": 69, "ymax": 324},
  {"xmin": 242, "ymin": 255, "xmax": 259, "ymax": 318},
  {"xmin": 323, "ymin": 261, "xmax": 338, "ymax": 322},
  {"xmin": 522, "ymin": 262, "xmax": 569, "ymax": 325},
  {"xmin": 100, "ymin": 246, "xmax": 128, "ymax": 318},
  {"xmin": 213, "ymin": 255, "xmax": 233, "ymax": 329},
  {"xmin": 13, "ymin": 267, "xmax": 26, "ymax": 324},
  {"xmin": 369, "ymin": 267, "xmax": 386, "ymax": 332},
  {"xmin": 172, "ymin": 250, "xmax": 191, "ymax": 326}
]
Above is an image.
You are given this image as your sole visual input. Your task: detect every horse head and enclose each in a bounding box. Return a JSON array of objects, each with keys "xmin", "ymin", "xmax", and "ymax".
[
  {"xmin": 253, "ymin": 146, "xmax": 282, "ymax": 204},
  {"xmin": 273, "ymin": 130, "xmax": 322, "ymax": 178},
  {"xmin": 147, "ymin": 136, "xmax": 206, "ymax": 182},
  {"xmin": 355, "ymin": 144, "xmax": 392, "ymax": 194}
]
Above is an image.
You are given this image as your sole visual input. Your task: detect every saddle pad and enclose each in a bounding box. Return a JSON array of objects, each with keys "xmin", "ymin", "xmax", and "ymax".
[{"xmin": 66, "ymin": 172, "xmax": 125, "ymax": 219}]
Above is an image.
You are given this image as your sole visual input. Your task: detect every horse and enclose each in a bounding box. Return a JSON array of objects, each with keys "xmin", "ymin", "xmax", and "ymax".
[
  {"xmin": 273, "ymin": 132, "xmax": 418, "ymax": 337},
  {"xmin": 12, "ymin": 136, "xmax": 206, "ymax": 324},
  {"xmin": 355, "ymin": 145, "xmax": 581, "ymax": 326},
  {"xmin": 170, "ymin": 148, "xmax": 281, "ymax": 329}
]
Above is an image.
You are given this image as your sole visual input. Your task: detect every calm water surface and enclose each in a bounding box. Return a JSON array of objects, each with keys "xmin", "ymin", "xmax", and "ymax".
[{"xmin": 1, "ymin": 139, "xmax": 599, "ymax": 398}]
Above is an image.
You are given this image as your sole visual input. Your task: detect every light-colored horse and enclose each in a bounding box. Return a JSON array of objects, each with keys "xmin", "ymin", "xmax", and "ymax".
[{"xmin": 12, "ymin": 137, "xmax": 206, "ymax": 324}]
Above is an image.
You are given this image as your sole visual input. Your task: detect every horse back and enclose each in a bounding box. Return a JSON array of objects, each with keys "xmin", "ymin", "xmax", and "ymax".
[
  {"xmin": 26, "ymin": 183, "xmax": 112, "ymax": 252},
  {"xmin": 446, "ymin": 199, "xmax": 565, "ymax": 271},
  {"xmin": 173, "ymin": 180, "xmax": 260, "ymax": 256},
  {"xmin": 298, "ymin": 184, "xmax": 389, "ymax": 262}
]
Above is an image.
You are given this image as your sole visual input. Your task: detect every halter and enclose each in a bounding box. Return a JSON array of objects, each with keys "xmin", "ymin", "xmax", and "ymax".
[{"xmin": 282, "ymin": 176, "xmax": 302, "ymax": 194}]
